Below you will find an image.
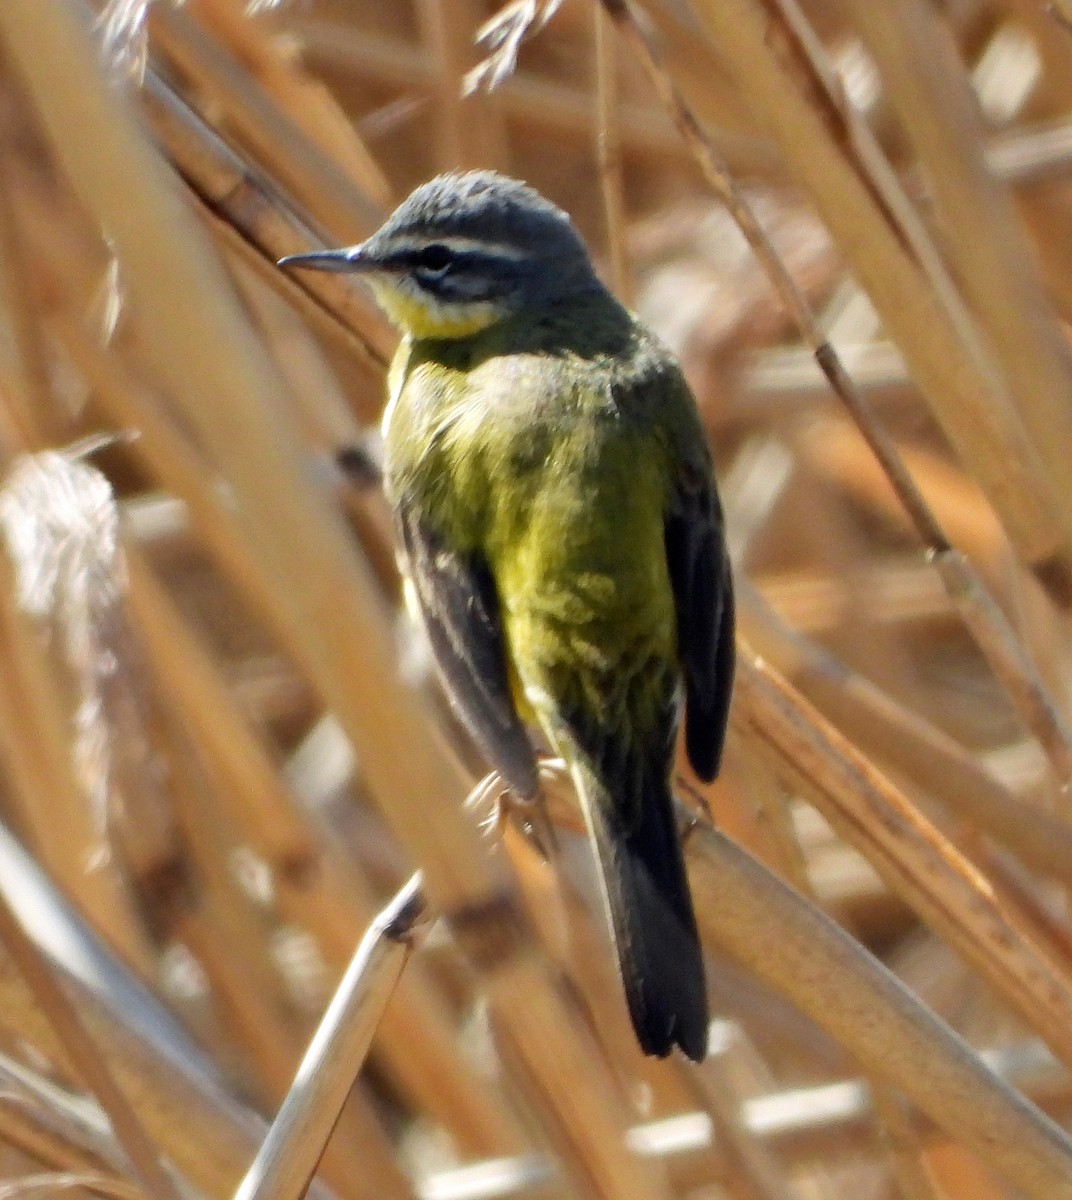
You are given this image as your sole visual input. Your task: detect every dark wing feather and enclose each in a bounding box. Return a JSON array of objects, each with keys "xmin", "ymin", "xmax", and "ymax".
[
  {"xmin": 665, "ymin": 465, "xmax": 735, "ymax": 782},
  {"xmin": 398, "ymin": 505, "xmax": 539, "ymax": 800}
]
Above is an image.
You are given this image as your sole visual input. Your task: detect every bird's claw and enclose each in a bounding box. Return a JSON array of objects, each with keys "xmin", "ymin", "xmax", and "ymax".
[{"xmin": 465, "ymin": 764, "xmax": 562, "ymax": 859}]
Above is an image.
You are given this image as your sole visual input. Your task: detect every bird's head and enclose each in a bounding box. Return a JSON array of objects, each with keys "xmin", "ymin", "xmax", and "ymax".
[{"xmin": 279, "ymin": 171, "xmax": 600, "ymax": 340}]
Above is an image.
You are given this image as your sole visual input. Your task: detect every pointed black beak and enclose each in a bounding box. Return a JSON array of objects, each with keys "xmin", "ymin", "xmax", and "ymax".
[{"xmin": 277, "ymin": 244, "xmax": 372, "ymax": 273}]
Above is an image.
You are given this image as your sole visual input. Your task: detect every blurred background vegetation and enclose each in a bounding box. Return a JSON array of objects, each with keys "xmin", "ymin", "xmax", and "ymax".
[{"xmin": 1, "ymin": 1, "xmax": 1072, "ymax": 1198}]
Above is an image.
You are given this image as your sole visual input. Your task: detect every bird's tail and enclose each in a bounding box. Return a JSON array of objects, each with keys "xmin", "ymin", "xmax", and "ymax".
[{"xmin": 575, "ymin": 757, "xmax": 708, "ymax": 1061}]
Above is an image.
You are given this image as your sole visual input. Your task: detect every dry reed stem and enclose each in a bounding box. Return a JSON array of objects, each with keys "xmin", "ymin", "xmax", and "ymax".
[
  {"xmin": 693, "ymin": 1036, "xmax": 795, "ymax": 1200},
  {"xmin": 734, "ymin": 646, "xmax": 1072, "ymax": 1072},
  {"xmin": 618, "ymin": 0, "xmax": 1072, "ymax": 592},
  {"xmin": 59, "ymin": 301, "xmax": 524, "ymax": 1161},
  {"xmin": 738, "ymin": 589, "xmax": 1072, "ymax": 886},
  {"xmin": 149, "ymin": 3, "xmax": 384, "ymax": 242},
  {"xmin": 526, "ymin": 783, "xmax": 1072, "ymax": 1191},
  {"xmin": 0, "ymin": 198, "xmax": 164, "ymax": 962},
  {"xmin": 592, "ymin": 4, "xmax": 631, "ymax": 303},
  {"xmin": 234, "ymin": 260, "xmax": 378, "ymax": 452},
  {"xmin": 159, "ymin": 831, "xmax": 410, "ymax": 1200},
  {"xmin": 197, "ymin": 195, "xmax": 388, "ymax": 387},
  {"xmin": 0, "ymin": 873, "xmax": 179, "ymax": 1200},
  {"xmin": 139, "ymin": 67, "xmax": 393, "ymax": 366},
  {"xmin": 188, "ymin": 0, "xmax": 392, "ymax": 207},
  {"xmin": 233, "ymin": 875, "xmax": 424, "ymax": 1200},
  {"xmin": 3, "ymin": 1142, "xmax": 115, "ymax": 1192},
  {"xmin": 289, "ymin": 14, "xmax": 760, "ymax": 168},
  {"xmin": 932, "ymin": 547, "xmax": 1072, "ymax": 798},
  {"xmin": 152, "ymin": 737, "xmax": 320, "ymax": 1106},
  {"xmin": 681, "ymin": 825, "xmax": 1072, "ymax": 1199},
  {"xmin": 487, "ymin": 963, "xmax": 677, "ymax": 1200},
  {"xmin": 271, "ymin": 837, "xmax": 530, "ymax": 1160},
  {"xmin": 796, "ymin": 418, "xmax": 1003, "ymax": 567},
  {"xmin": 0, "ymin": 1069, "xmax": 121, "ymax": 1183},
  {"xmin": 839, "ymin": 0, "xmax": 1072, "ymax": 528},
  {"xmin": 868, "ymin": 1088, "xmax": 946, "ymax": 1200},
  {"xmin": 49, "ymin": 309, "xmax": 378, "ymax": 669},
  {"xmin": 0, "ymin": 545, "xmax": 154, "ymax": 971},
  {"xmin": 601, "ymin": 0, "xmax": 1072, "ymax": 791},
  {"xmin": 417, "ymin": 0, "xmax": 478, "ymax": 171},
  {"xmin": 0, "ymin": 171, "xmax": 62, "ymax": 448},
  {"xmin": 0, "ymin": 823, "xmax": 341, "ymax": 1200},
  {"xmin": 636, "ymin": 0, "xmax": 780, "ymax": 156},
  {"xmin": 123, "ymin": 541, "xmax": 525, "ymax": 1160},
  {"xmin": 763, "ymin": 0, "xmax": 1002, "ymax": 368},
  {"xmin": 0, "ymin": 1170, "xmax": 150, "ymax": 1200},
  {"xmin": 0, "ymin": 1051, "xmax": 184, "ymax": 1180},
  {"xmin": 724, "ymin": 671, "xmax": 939, "ymax": 1200},
  {"xmin": 121, "ymin": 545, "xmax": 317, "ymax": 874}
]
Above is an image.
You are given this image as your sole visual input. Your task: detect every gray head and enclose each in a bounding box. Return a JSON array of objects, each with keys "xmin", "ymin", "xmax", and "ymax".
[{"xmin": 279, "ymin": 172, "xmax": 601, "ymax": 338}]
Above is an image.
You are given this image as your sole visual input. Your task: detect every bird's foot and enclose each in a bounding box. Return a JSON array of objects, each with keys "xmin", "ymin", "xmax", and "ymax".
[
  {"xmin": 465, "ymin": 764, "xmax": 561, "ymax": 860},
  {"xmin": 465, "ymin": 770, "xmax": 512, "ymax": 837}
]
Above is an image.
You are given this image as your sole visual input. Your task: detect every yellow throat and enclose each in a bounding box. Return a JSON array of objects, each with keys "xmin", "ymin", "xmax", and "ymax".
[{"xmin": 368, "ymin": 277, "xmax": 505, "ymax": 340}]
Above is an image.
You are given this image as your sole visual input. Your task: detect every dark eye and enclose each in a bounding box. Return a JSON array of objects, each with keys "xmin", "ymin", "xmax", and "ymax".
[{"xmin": 416, "ymin": 243, "xmax": 452, "ymax": 273}]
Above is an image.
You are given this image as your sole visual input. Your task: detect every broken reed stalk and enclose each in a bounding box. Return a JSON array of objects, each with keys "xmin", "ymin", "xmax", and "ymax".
[
  {"xmin": 599, "ymin": 0, "xmax": 1072, "ymax": 797},
  {"xmin": 233, "ymin": 875, "xmax": 425, "ymax": 1200}
]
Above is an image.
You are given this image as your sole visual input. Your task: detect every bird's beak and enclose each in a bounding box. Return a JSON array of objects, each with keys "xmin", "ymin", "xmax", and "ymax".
[{"xmin": 277, "ymin": 244, "xmax": 374, "ymax": 273}]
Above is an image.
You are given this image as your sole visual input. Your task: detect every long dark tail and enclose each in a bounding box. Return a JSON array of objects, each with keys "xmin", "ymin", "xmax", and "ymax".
[{"xmin": 577, "ymin": 760, "xmax": 708, "ymax": 1061}]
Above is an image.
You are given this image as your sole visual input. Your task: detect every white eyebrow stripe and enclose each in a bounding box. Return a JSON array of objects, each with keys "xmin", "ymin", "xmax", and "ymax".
[{"xmin": 388, "ymin": 235, "xmax": 528, "ymax": 261}]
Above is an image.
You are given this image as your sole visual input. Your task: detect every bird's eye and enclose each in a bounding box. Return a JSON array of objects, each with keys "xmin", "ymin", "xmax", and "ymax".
[{"xmin": 416, "ymin": 244, "xmax": 452, "ymax": 273}]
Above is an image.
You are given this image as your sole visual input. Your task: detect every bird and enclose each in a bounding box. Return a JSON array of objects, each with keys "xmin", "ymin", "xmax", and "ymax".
[{"xmin": 279, "ymin": 171, "xmax": 735, "ymax": 1061}]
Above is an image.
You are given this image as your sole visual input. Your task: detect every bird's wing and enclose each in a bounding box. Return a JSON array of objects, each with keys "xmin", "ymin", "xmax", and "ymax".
[
  {"xmin": 397, "ymin": 504, "xmax": 540, "ymax": 801},
  {"xmin": 664, "ymin": 444, "xmax": 735, "ymax": 783}
]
